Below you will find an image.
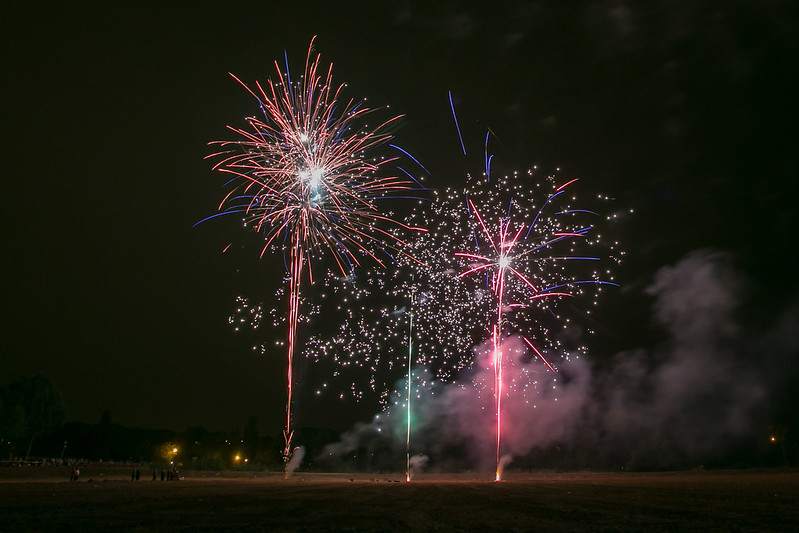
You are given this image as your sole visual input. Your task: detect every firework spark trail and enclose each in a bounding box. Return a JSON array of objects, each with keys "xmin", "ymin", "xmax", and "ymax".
[
  {"xmin": 405, "ymin": 287, "xmax": 414, "ymax": 483},
  {"xmin": 204, "ymin": 37, "xmax": 424, "ymax": 475},
  {"xmin": 283, "ymin": 237, "xmax": 302, "ymax": 465},
  {"xmin": 493, "ymin": 324, "xmax": 502, "ymax": 481},
  {"xmin": 448, "ymin": 91, "xmax": 466, "ymax": 156}
]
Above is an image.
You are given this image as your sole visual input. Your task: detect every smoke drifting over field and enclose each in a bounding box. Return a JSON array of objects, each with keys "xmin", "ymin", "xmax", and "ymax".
[{"xmin": 322, "ymin": 250, "xmax": 798, "ymax": 471}]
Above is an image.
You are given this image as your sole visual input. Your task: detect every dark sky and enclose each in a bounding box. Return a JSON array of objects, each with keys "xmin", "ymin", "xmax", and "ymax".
[{"xmin": 3, "ymin": 2, "xmax": 797, "ymax": 436}]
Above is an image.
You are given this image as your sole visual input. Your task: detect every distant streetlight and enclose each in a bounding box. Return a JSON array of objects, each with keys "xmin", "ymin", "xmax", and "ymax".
[{"xmin": 169, "ymin": 445, "xmax": 179, "ymax": 465}]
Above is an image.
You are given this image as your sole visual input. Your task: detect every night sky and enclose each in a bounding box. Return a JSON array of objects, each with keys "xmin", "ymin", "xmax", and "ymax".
[{"xmin": 3, "ymin": 2, "xmax": 797, "ymax": 439}]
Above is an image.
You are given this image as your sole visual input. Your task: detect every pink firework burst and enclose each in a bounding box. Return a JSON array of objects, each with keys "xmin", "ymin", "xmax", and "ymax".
[{"xmin": 453, "ymin": 168, "xmax": 620, "ymax": 480}]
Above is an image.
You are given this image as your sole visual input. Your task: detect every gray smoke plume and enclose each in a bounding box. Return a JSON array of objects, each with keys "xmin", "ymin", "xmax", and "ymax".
[
  {"xmin": 409, "ymin": 454, "xmax": 429, "ymax": 477},
  {"xmin": 322, "ymin": 250, "xmax": 797, "ymax": 471},
  {"xmin": 496, "ymin": 454, "xmax": 513, "ymax": 478},
  {"xmin": 285, "ymin": 446, "xmax": 305, "ymax": 477}
]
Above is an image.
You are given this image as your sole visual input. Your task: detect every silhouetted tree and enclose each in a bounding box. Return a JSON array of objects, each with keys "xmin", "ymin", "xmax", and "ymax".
[
  {"xmin": 0, "ymin": 394, "xmax": 26, "ymax": 459},
  {"xmin": 0, "ymin": 375, "xmax": 66, "ymax": 459}
]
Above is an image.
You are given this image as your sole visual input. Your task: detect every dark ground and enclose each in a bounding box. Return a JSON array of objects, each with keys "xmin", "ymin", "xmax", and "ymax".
[{"xmin": 1, "ymin": 468, "xmax": 797, "ymax": 532}]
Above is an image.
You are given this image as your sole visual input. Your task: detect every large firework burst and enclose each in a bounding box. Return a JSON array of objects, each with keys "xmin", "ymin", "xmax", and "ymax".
[{"xmin": 203, "ymin": 38, "xmax": 424, "ymax": 473}]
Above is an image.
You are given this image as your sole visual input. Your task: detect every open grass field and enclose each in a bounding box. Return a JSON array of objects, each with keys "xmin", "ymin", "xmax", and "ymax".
[{"xmin": 1, "ymin": 468, "xmax": 797, "ymax": 531}]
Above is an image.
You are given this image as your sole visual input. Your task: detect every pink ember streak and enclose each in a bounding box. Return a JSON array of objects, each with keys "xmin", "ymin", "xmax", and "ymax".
[
  {"xmin": 522, "ymin": 337, "xmax": 556, "ymax": 372},
  {"xmin": 283, "ymin": 236, "xmax": 303, "ymax": 477}
]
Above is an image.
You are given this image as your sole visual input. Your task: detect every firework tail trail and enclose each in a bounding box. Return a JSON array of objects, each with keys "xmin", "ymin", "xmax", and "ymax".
[
  {"xmin": 493, "ymin": 325, "xmax": 502, "ymax": 480},
  {"xmin": 494, "ymin": 309, "xmax": 504, "ymax": 480},
  {"xmin": 283, "ymin": 236, "xmax": 303, "ymax": 475},
  {"xmin": 405, "ymin": 297, "xmax": 413, "ymax": 483},
  {"xmin": 492, "ymin": 215, "xmax": 508, "ymax": 481}
]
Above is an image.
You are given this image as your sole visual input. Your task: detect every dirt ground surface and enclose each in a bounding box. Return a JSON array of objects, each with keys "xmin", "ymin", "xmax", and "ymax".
[{"xmin": 1, "ymin": 468, "xmax": 797, "ymax": 532}]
